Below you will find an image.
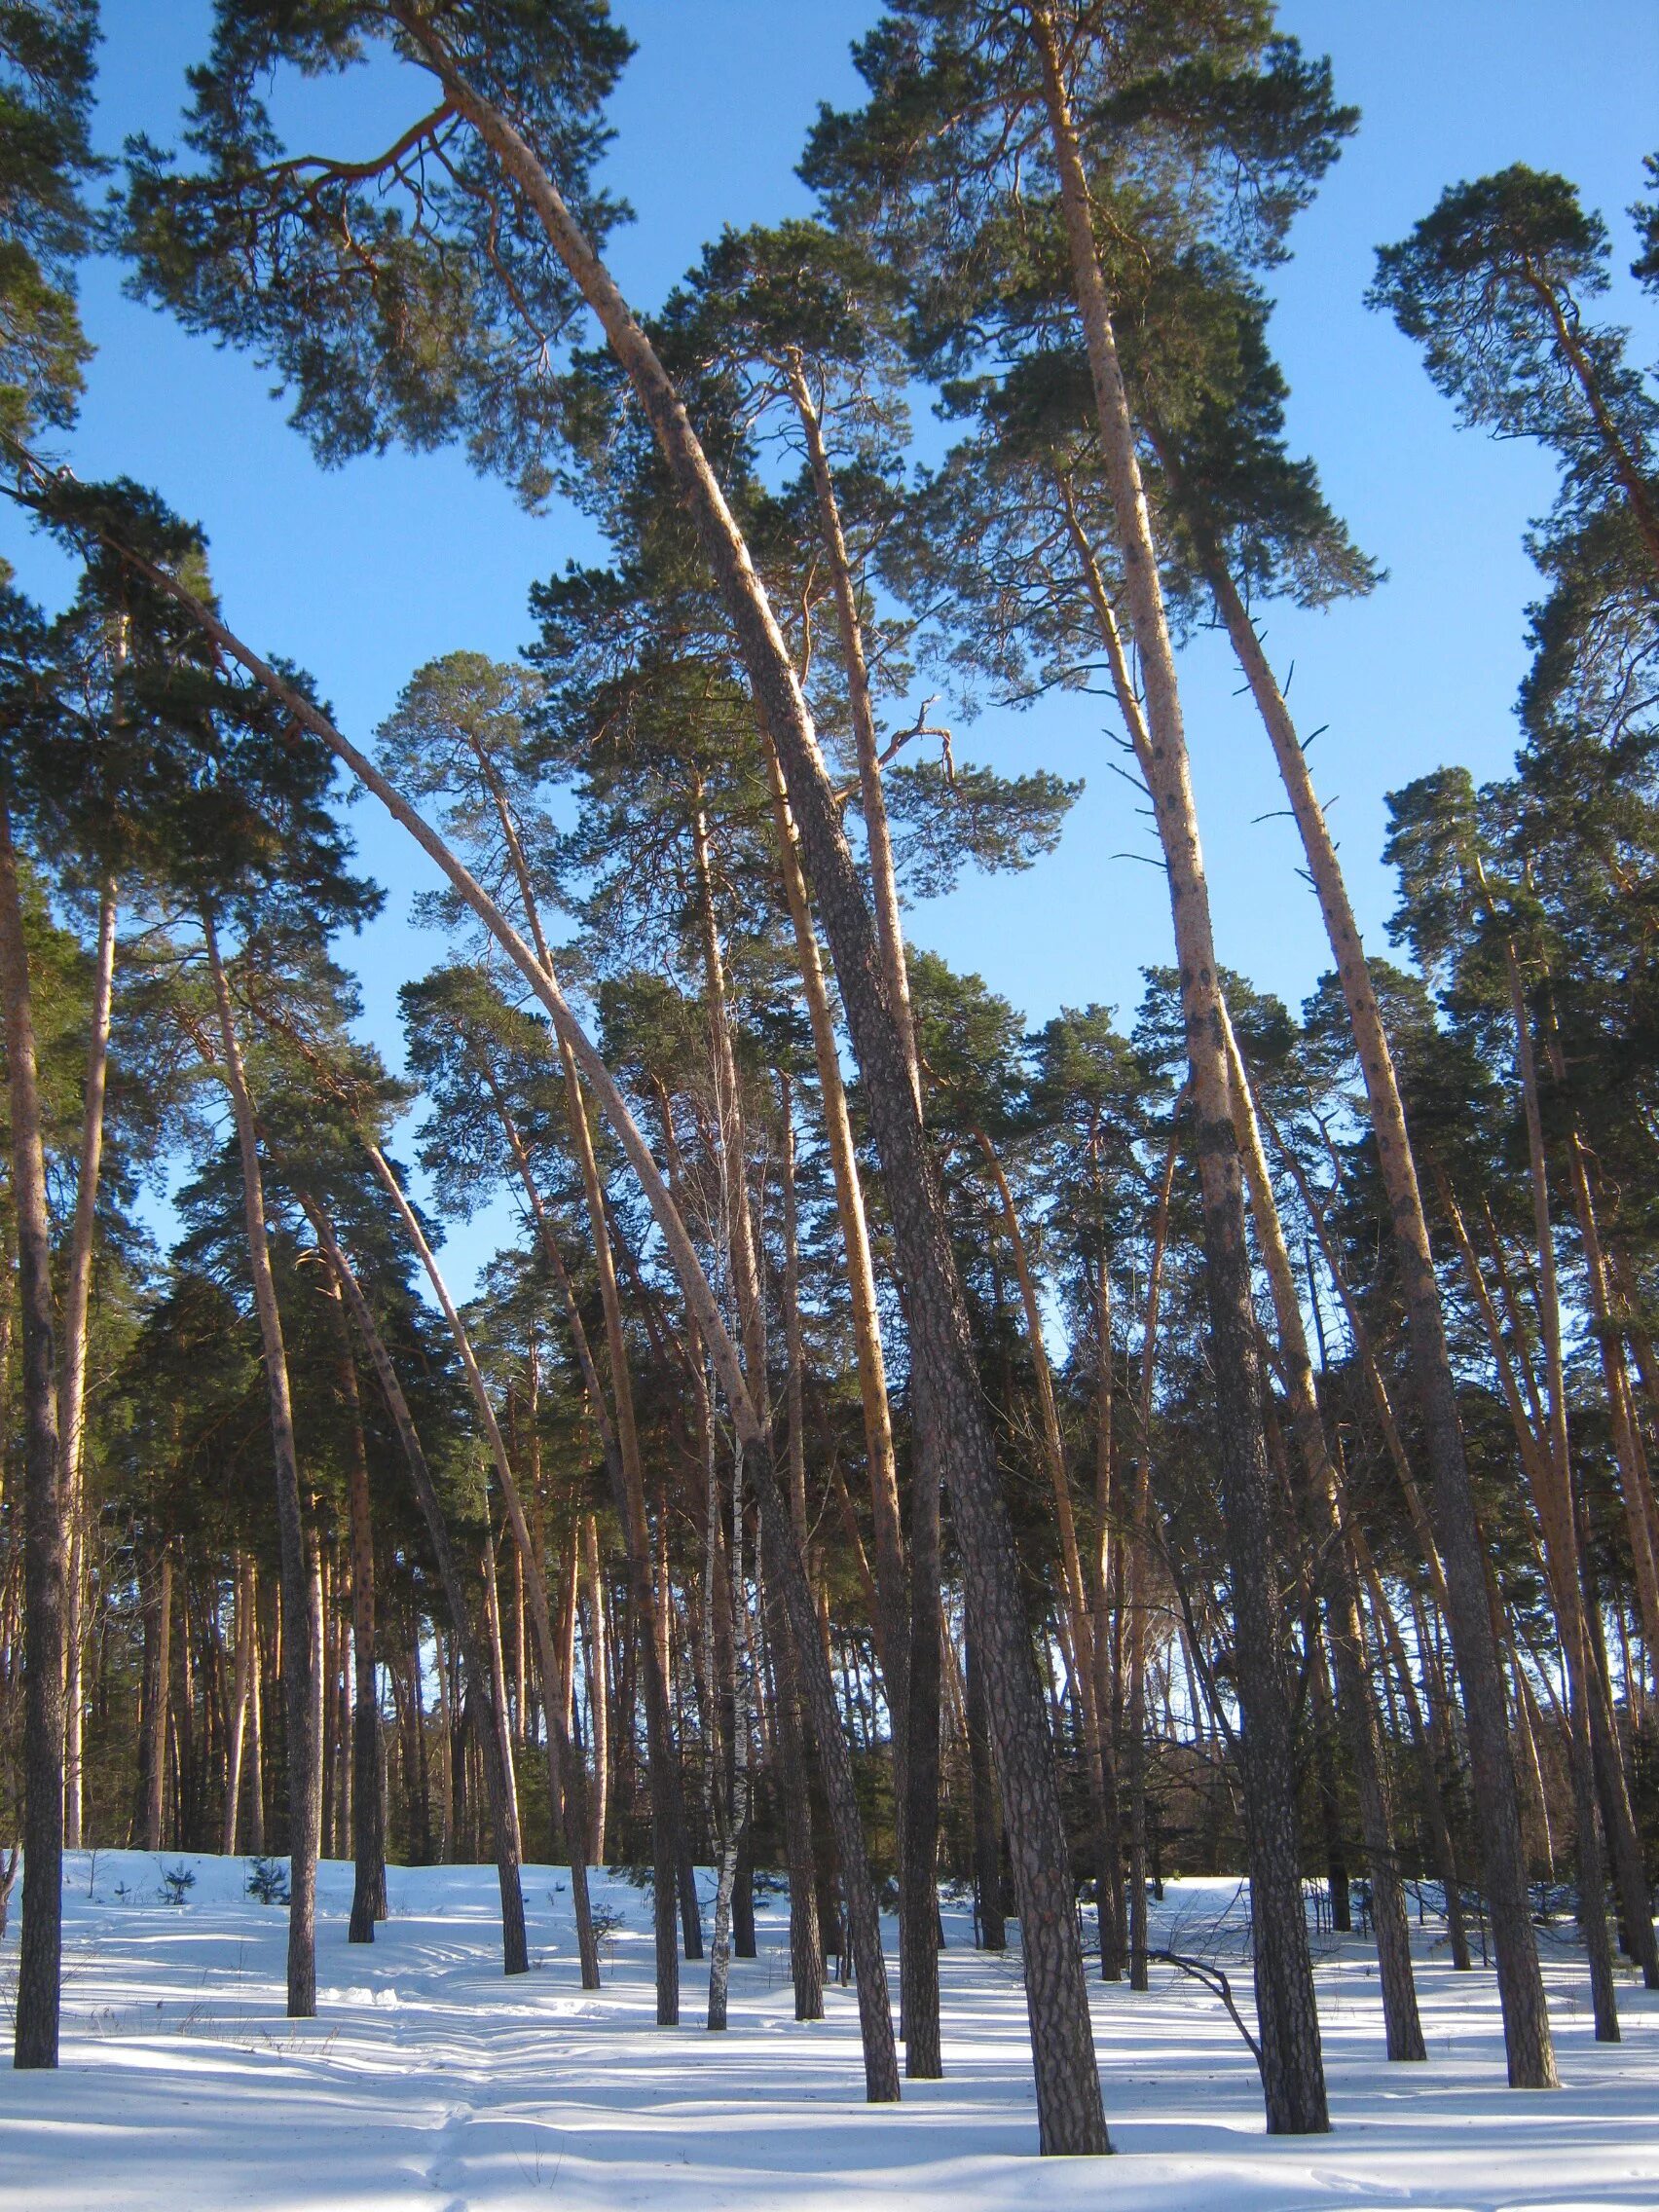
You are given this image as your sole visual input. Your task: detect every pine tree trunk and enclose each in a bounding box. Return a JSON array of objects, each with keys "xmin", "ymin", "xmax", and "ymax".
[
  {"xmin": 222, "ymin": 1554, "xmax": 252, "ymax": 1858},
  {"xmin": 204, "ymin": 916, "xmax": 318, "ymax": 2015},
  {"xmin": 329, "ymin": 1303, "xmax": 387, "ymax": 1939},
  {"xmin": 0, "ymin": 793, "xmax": 65, "ymax": 2070},
  {"xmin": 1029, "ymin": 9, "xmax": 1324, "ymax": 2127},
  {"xmin": 342, "ymin": 1157, "xmax": 598, "ymax": 1987},
  {"xmin": 145, "ymin": 1547, "xmax": 172, "ymax": 1854},
  {"xmin": 246, "ymin": 1564, "xmax": 266, "ymax": 1856},
  {"xmin": 59, "ymin": 877, "xmax": 116, "ymax": 1855},
  {"xmin": 310, "ymin": 1206, "xmax": 529, "ymax": 1974},
  {"xmin": 965, "ymin": 1626, "xmax": 1006, "ymax": 1950},
  {"xmin": 760, "ymin": 731, "xmax": 909, "ymax": 1729},
  {"xmin": 400, "ymin": 34, "xmax": 1100, "ymax": 2146},
  {"xmin": 582, "ymin": 1514, "xmax": 609, "ymax": 1866},
  {"xmin": 1187, "ymin": 499, "xmax": 1555, "ymax": 2089},
  {"xmin": 481, "ymin": 1526, "xmax": 522, "ymax": 1860},
  {"xmin": 1223, "ymin": 1013, "xmax": 1424, "ymax": 2059},
  {"xmin": 901, "ymin": 1445, "xmax": 943, "ymax": 2079}
]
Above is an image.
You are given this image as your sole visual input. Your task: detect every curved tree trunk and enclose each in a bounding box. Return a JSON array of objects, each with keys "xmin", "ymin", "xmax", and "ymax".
[{"xmin": 387, "ymin": 20, "xmax": 1100, "ymax": 2144}]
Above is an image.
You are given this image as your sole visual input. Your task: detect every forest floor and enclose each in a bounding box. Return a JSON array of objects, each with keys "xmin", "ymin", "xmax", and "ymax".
[{"xmin": 1, "ymin": 1852, "xmax": 1656, "ymax": 2209}]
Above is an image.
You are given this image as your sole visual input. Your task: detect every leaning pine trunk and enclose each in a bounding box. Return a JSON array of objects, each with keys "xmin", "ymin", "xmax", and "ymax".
[
  {"xmin": 98, "ymin": 433, "xmax": 901, "ymax": 2101},
  {"xmin": 406, "ymin": 28, "xmax": 1103, "ymax": 2147},
  {"xmin": 0, "ymin": 794, "xmax": 66, "ymax": 2070},
  {"xmin": 203, "ymin": 915, "xmax": 319, "ymax": 2017},
  {"xmin": 1176, "ymin": 465, "xmax": 1556, "ymax": 2089}
]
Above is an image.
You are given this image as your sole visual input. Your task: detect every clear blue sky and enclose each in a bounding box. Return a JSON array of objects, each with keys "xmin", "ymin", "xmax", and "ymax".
[{"xmin": 5, "ymin": 1, "xmax": 1656, "ymax": 1294}]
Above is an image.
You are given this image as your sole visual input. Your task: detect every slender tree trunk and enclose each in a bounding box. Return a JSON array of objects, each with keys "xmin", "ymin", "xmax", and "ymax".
[
  {"xmin": 759, "ymin": 728, "xmax": 908, "ymax": 1721},
  {"xmin": 0, "ymin": 796, "xmax": 65, "ymax": 2069},
  {"xmin": 1127, "ymin": 1092, "xmax": 1186, "ymax": 1994},
  {"xmin": 145, "ymin": 1547, "xmax": 172, "ymax": 1854},
  {"xmin": 1030, "ymin": 9, "xmax": 1323, "ymax": 2126},
  {"xmin": 1173, "ymin": 468, "xmax": 1554, "ymax": 2088},
  {"xmin": 784, "ymin": 355, "xmax": 920, "ymax": 1104},
  {"xmin": 774, "ymin": 1074, "xmax": 825, "ymax": 2021},
  {"xmin": 1222, "ymin": 1012, "xmax": 1424, "ymax": 2059},
  {"xmin": 1439, "ymin": 1183, "xmax": 1620, "ymax": 2038},
  {"xmin": 395, "ymin": 30, "xmax": 1097, "ymax": 2145},
  {"xmin": 204, "ymin": 915, "xmax": 318, "ymax": 2016},
  {"xmin": 308, "ymin": 1206, "xmax": 528, "ymax": 1973},
  {"xmin": 222, "ymin": 1553, "xmax": 251, "ymax": 1858},
  {"xmin": 59, "ymin": 877, "xmax": 116, "ymax": 1854},
  {"xmin": 481, "ymin": 1524, "xmax": 523, "ymax": 1860},
  {"xmin": 582, "ymin": 1514, "xmax": 609, "ymax": 1865},
  {"xmin": 246, "ymin": 1562, "xmax": 266, "ymax": 1856},
  {"xmin": 708, "ymin": 1437, "xmax": 752, "ymax": 2032},
  {"xmin": 976, "ymin": 1125, "xmax": 1118, "ymax": 1990},
  {"xmin": 346, "ymin": 1153, "xmax": 598, "ymax": 1987},
  {"xmin": 1090, "ymin": 1248, "xmax": 1124, "ymax": 1980},
  {"xmin": 324, "ymin": 1287, "xmax": 387, "ymax": 1939},
  {"xmin": 965, "ymin": 1624, "xmax": 1006, "ymax": 1950}
]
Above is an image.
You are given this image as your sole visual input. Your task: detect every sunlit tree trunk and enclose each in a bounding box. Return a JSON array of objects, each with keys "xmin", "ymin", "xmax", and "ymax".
[{"xmin": 60, "ymin": 877, "xmax": 116, "ymax": 1854}]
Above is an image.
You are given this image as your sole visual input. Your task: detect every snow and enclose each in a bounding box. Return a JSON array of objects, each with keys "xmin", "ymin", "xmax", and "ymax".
[{"xmin": 2, "ymin": 1853, "xmax": 1656, "ymax": 2209}]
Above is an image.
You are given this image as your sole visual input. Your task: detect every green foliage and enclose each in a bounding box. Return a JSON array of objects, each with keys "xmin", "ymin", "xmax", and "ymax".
[
  {"xmin": 0, "ymin": 0, "xmax": 99, "ymax": 441},
  {"xmin": 1370, "ymin": 165, "xmax": 1658, "ymax": 503},
  {"xmin": 121, "ymin": 0, "xmax": 634, "ymax": 502}
]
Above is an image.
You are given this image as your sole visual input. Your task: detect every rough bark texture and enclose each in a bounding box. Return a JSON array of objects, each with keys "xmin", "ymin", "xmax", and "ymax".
[{"xmin": 0, "ymin": 794, "xmax": 65, "ymax": 2070}]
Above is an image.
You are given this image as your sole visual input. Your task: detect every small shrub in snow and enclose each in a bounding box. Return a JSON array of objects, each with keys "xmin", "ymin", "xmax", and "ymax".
[
  {"xmin": 245, "ymin": 1857, "xmax": 291, "ymax": 1906},
  {"xmin": 585, "ymin": 1901, "xmax": 627, "ymax": 1967},
  {"xmin": 160, "ymin": 1862, "xmax": 196, "ymax": 1907}
]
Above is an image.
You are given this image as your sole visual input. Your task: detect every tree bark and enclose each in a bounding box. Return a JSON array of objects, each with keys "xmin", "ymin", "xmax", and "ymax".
[
  {"xmin": 59, "ymin": 877, "xmax": 116, "ymax": 1854},
  {"xmin": 203, "ymin": 915, "xmax": 318, "ymax": 2018},
  {"xmin": 1178, "ymin": 474, "xmax": 1555, "ymax": 2088},
  {"xmin": 1222, "ymin": 1009, "xmax": 1425, "ymax": 2060},
  {"xmin": 0, "ymin": 794, "xmax": 65, "ymax": 2069},
  {"xmin": 1030, "ymin": 12, "xmax": 1324, "ymax": 2122}
]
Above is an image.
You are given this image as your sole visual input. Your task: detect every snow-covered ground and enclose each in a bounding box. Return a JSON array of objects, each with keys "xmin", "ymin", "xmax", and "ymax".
[{"xmin": 1, "ymin": 1852, "xmax": 1655, "ymax": 2209}]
